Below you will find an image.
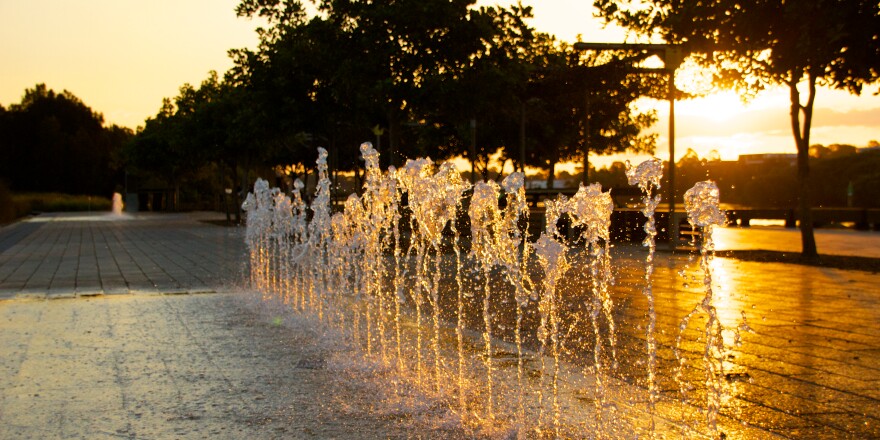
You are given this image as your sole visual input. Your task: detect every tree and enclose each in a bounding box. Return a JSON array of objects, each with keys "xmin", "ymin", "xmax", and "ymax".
[
  {"xmin": 221, "ymin": 0, "xmax": 655, "ymax": 190},
  {"xmin": 416, "ymin": 4, "xmax": 538, "ymax": 177},
  {"xmin": 524, "ymin": 41, "xmax": 658, "ymax": 187},
  {"xmin": 0, "ymin": 84, "xmax": 129, "ymax": 195},
  {"xmin": 594, "ymin": 0, "xmax": 880, "ymax": 259},
  {"xmin": 126, "ymin": 69, "xmax": 284, "ymax": 213}
]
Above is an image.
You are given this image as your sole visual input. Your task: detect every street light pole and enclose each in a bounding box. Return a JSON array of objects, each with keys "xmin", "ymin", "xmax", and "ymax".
[
  {"xmin": 573, "ymin": 42, "xmax": 683, "ymax": 249},
  {"xmin": 668, "ymin": 68, "xmax": 677, "ymax": 248},
  {"xmin": 584, "ymin": 91, "xmax": 591, "ymax": 185},
  {"xmin": 520, "ymin": 102, "xmax": 526, "ymax": 174},
  {"xmin": 470, "ymin": 118, "xmax": 477, "ymax": 184}
]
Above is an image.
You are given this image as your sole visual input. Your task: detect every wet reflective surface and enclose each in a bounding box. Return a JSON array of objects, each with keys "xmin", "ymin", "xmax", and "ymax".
[
  {"xmin": 713, "ymin": 225, "xmax": 880, "ymax": 258},
  {"xmin": 609, "ymin": 245, "xmax": 880, "ymax": 437},
  {"xmin": 1, "ymin": 209, "xmax": 878, "ymax": 437},
  {"xmin": 239, "ymin": 146, "xmax": 880, "ymax": 438},
  {"xmin": 449, "ymin": 243, "xmax": 880, "ymax": 437}
]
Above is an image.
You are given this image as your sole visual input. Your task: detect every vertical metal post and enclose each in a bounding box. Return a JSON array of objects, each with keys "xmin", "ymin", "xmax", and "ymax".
[
  {"xmin": 583, "ymin": 91, "xmax": 591, "ymax": 185},
  {"xmin": 519, "ymin": 102, "xmax": 526, "ymax": 173},
  {"xmin": 668, "ymin": 69, "xmax": 677, "ymax": 250},
  {"xmin": 470, "ymin": 118, "xmax": 477, "ymax": 184}
]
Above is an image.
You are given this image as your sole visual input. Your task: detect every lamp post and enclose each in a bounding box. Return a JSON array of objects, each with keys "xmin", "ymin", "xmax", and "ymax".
[
  {"xmin": 573, "ymin": 42, "xmax": 684, "ymax": 249},
  {"xmin": 470, "ymin": 118, "xmax": 477, "ymax": 184}
]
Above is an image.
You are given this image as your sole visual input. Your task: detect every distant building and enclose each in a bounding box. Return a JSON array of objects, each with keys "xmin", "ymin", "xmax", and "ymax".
[{"xmin": 738, "ymin": 153, "xmax": 797, "ymax": 166}]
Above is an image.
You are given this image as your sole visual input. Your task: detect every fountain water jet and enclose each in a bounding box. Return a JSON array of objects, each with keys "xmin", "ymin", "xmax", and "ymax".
[
  {"xmin": 468, "ymin": 179, "xmax": 503, "ymax": 419},
  {"xmin": 626, "ymin": 158, "xmax": 663, "ymax": 436},
  {"xmin": 111, "ymin": 192, "xmax": 124, "ymax": 215},
  {"xmin": 676, "ymin": 180, "xmax": 728, "ymax": 437},
  {"xmin": 241, "ymin": 148, "xmax": 745, "ymax": 438},
  {"xmin": 500, "ymin": 171, "xmax": 530, "ymax": 432},
  {"xmin": 534, "ymin": 198, "xmax": 571, "ymax": 437}
]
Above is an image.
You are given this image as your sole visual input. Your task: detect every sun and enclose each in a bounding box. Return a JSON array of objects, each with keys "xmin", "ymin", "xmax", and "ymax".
[{"xmin": 679, "ymin": 91, "xmax": 750, "ymax": 123}]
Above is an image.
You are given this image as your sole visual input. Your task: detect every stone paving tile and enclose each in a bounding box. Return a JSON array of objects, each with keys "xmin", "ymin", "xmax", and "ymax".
[
  {"xmin": 0, "ymin": 213, "xmax": 245, "ymax": 298},
  {"xmin": 603, "ymin": 244, "xmax": 880, "ymax": 438},
  {"xmin": 1, "ymin": 213, "xmax": 878, "ymax": 437},
  {"xmin": 714, "ymin": 226, "xmax": 880, "ymax": 258},
  {"xmin": 0, "ymin": 294, "xmax": 469, "ymax": 439}
]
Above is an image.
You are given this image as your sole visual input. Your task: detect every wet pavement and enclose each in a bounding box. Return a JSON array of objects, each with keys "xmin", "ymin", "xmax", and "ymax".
[
  {"xmin": 0, "ymin": 213, "xmax": 878, "ymax": 438},
  {"xmin": 611, "ymin": 247, "xmax": 880, "ymax": 438},
  {"xmin": 0, "ymin": 212, "xmax": 244, "ymax": 299},
  {"xmin": 0, "ymin": 212, "xmax": 466, "ymax": 439},
  {"xmin": 713, "ymin": 226, "xmax": 880, "ymax": 259}
]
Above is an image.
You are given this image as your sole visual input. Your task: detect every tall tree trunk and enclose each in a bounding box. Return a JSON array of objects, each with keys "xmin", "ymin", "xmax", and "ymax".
[
  {"xmin": 174, "ymin": 184, "xmax": 180, "ymax": 212},
  {"xmin": 231, "ymin": 161, "xmax": 241, "ymax": 223},
  {"xmin": 240, "ymin": 154, "xmax": 251, "ymax": 212},
  {"xmin": 789, "ymin": 71, "xmax": 818, "ymax": 259},
  {"xmin": 584, "ymin": 91, "xmax": 591, "ymax": 185}
]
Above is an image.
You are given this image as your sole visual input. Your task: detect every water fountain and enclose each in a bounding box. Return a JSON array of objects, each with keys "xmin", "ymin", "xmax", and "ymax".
[
  {"xmin": 241, "ymin": 144, "xmax": 743, "ymax": 438},
  {"xmin": 625, "ymin": 158, "xmax": 663, "ymax": 433},
  {"xmin": 111, "ymin": 192, "xmax": 124, "ymax": 215}
]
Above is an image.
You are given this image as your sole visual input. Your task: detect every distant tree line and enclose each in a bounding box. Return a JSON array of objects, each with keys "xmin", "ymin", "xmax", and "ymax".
[
  {"xmin": 703, "ymin": 146, "xmax": 880, "ymax": 209},
  {"xmin": 0, "ymin": 84, "xmax": 132, "ymax": 196},
  {"xmin": 125, "ymin": 0, "xmax": 663, "ymax": 212},
  {"xmin": 581, "ymin": 145, "xmax": 880, "ymax": 209}
]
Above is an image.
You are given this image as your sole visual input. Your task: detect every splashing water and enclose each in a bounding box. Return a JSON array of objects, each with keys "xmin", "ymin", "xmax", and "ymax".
[
  {"xmin": 626, "ymin": 158, "xmax": 663, "ymax": 436},
  {"xmin": 534, "ymin": 223, "xmax": 568, "ymax": 438},
  {"xmin": 111, "ymin": 192, "xmax": 124, "ymax": 215},
  {"xmin": 468, "ymin": 180, "xmax": 503, "ymax": 419},
  {"xmin": 241, "ymin": 148, "xmax": 744, "ymax": 438},
  {"xmin": 679, "ymin": 180, "xmax": 727, "ymax": 436},
  {"xmin": 568, "ymin": 183, "xmax": 616, "ymax": 432},
  {"xmin": 499, "ymin": 171, "xmax": 530, "ymax": 432}
]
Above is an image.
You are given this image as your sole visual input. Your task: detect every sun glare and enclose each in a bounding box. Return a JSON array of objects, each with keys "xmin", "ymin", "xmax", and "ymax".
[{"xmin": 679, "ymin": 92, "xmax": 750, "ymax": 123}]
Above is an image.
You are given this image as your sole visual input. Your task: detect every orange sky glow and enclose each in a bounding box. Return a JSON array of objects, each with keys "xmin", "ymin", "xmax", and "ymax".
[{"xmin": 2, "ymin": 0, "xmax": 878, "ymax": 169}]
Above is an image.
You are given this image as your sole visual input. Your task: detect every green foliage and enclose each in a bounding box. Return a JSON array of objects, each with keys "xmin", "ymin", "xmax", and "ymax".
[
  {"xmin": 126, "ymin": 1, "xmax": 662, "ymax": 205},
  {"xmin": 810, "ymin": 150, "xmax": 880, "ymax": 208},
  {"xmin": 669, "ymin": 147, "xmax": 880, "ymax": 208},
  {"xmin": 0, "ymin": 84, "xmax": 132, "ymax": 196},
  {"xmin": 594, "ymin": 0, "xmax": 880, "ymax": 93}
]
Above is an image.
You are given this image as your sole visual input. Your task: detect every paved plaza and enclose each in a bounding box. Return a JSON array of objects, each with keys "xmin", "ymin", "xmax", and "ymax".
[
  {"xmin": 0, "ymin": 212, "xmax": 466, "ymax": 439},
  {"xmin": 0, "ymin": 212, "xmax": 244, "ymax": 299},
  {"xmin": 0, "ymin": 212, "xmax": 878, "ymax": 438}
]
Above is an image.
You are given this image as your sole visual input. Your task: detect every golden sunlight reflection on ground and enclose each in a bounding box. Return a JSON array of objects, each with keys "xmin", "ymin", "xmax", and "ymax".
[{"xmin": 713, "ymin": 225, "xmax": 880, "ymax": 258}]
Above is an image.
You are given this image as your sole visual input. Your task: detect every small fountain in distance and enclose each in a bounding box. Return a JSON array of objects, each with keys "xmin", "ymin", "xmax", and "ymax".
[
  {"xmin": 111, "ymin": 192, "xmax": 124, "ymax": 215},
  {"xmin": 241, "ymin": 144, "xmax": 743, "ymax": 439}
]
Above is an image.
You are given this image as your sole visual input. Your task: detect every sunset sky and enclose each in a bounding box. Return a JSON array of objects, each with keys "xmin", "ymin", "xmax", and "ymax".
[{"xmin": 2, "ymin": 0, "xmax": 878, "ymax": 168}]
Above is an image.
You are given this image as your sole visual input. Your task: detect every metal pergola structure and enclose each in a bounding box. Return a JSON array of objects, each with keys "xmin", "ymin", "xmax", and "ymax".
[{"xmin": 573, "ymin": 42, "xmax": 684, "ymax": 249}]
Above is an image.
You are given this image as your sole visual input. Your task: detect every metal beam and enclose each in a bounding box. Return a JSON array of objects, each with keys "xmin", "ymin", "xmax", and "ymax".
[{"xmin": 573, "ymin": 42, "xmax": 670, "ymax": 52}]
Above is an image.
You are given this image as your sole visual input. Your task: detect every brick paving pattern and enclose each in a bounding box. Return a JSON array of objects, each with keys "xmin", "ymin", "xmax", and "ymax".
[
  {"xmin": 0, "ymin": 213, "xmax": 244, "ymax": 298},
  {"xmin": 0, "ymin": 212, "xmax": 878, "ymax": 438}
]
